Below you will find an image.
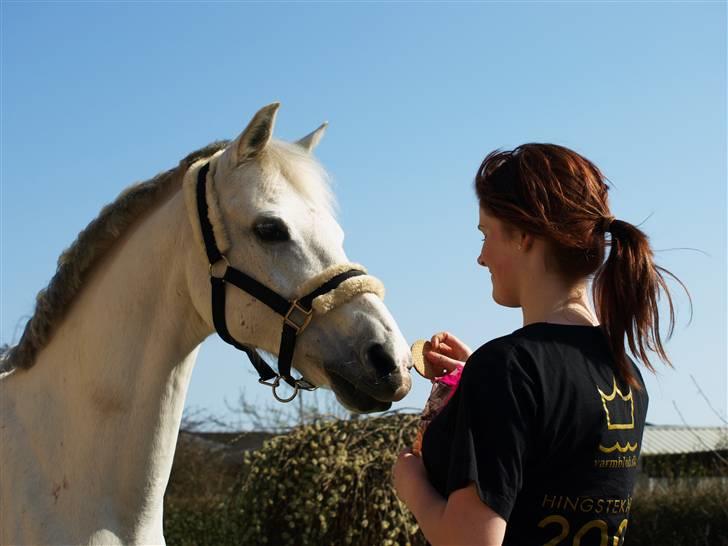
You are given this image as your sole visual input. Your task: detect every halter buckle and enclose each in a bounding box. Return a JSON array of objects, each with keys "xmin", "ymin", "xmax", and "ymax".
[
  {"xmin": 294, "ymin": 378, "xmax": 318, "ymax": 391},
  {"xmin": 284, "ymin": 300, "xmax": 313, "ymax": 334}
]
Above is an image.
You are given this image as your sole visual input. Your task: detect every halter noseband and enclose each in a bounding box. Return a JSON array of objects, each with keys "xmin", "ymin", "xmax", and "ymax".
[{"xmin": 193, "ymin": 160, "xmax": 377, "ymax": 403}]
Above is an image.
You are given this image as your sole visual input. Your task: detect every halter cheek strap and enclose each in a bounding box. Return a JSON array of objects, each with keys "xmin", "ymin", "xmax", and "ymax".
[{"xmin": 190, "ymin": 159, "xmax": 384, "ymax": 403}]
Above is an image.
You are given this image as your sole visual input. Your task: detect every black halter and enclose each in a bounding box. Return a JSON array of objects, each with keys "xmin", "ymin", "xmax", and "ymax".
[{"xmin": 195, "ymin": 161, "xmax": 366, "ymax": 402}]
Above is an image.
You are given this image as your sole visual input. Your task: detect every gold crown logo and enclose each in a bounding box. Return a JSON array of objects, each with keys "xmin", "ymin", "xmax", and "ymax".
[
  {"xmin": 597, "ymin": 377, "xmax": 634, "ymax": 430},
  {"xmin": 599, "ymin": 441, "xmax": 638, "ymax": 453}
]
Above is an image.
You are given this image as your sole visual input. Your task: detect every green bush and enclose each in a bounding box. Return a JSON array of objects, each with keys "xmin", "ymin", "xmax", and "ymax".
[
  {"xmin": 163, "ymin": 431, "xmax": 247, "ymax": 545},
  {"xmin": 641, "ymin": 451, "xmax": 728, "ymax": 478},
  {"xmin": 164, "ymin": 500, "xmax": 237, "ymax": 546},
  {"xmin": 627, "ymin": 482, "xmax": 728, "ymax": 546}
]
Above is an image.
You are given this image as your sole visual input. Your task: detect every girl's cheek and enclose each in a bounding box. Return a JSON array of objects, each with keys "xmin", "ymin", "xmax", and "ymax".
[{"xmin": 483, "ymin": 244, "xmax": 495, "ymax": 269}]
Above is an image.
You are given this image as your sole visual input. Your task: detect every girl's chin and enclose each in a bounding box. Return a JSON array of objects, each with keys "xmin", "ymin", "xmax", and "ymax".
[{"xmin": 491, "ymin": 286, "xmax": 520, "ymax": 308}]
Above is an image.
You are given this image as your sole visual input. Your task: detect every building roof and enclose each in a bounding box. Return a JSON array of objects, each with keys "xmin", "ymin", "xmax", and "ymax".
[{"xmin": 642, "ymin": 425, "xmax": 728, "ymax": 455}]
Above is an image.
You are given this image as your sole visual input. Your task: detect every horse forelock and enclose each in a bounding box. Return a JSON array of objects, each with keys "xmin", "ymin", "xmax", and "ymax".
[
  {"xmin": 258, "ymin": 140, "xmax": 337, "ymax": 218},
  {"xmin": 3, "ymin": 141, "xmax": 230, "ymax": 372}
]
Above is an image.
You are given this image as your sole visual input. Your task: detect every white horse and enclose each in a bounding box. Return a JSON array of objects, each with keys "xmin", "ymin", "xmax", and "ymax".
[{"xmin": 0, "ymin": 103, "xmax": 412, "ymax": 545}]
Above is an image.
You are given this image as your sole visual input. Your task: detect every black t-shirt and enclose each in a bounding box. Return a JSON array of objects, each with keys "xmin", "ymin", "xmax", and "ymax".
[{"xmin": 421, "ymin": 323, "xmax": 648, "ymax": 546}]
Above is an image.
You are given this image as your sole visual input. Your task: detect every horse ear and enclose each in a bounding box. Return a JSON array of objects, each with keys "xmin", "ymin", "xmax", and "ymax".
[
  {"xmin": 295, "ymin": 122, "xmax": 328, "ymax": 153},
  {"xmin": 233, "ymin": 102, "xmax": 280, "ymax": 164}
]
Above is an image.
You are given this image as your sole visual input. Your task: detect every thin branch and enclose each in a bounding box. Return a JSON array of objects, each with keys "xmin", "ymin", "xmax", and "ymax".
[
  {"xmin": 690, "ymin": 374, "xmax": 728, "ymax": 426},
  {"xmin": 672, "ymin": 401, "xmax": 728, "ymax": 466}
]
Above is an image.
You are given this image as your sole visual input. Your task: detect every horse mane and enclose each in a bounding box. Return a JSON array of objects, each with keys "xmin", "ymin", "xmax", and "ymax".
[
  {"xmin": 2, "ymin": 138, "xmax": 337, "ymax": 374},
  {"xmin": 2, "ymin": 141, "xmax": 229, "ymax": 372}
]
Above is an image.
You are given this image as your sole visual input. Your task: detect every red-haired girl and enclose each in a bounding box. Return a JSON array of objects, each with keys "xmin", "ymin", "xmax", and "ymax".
[{"xmin": 393, "ymin": 144, "xmax": 686, "ymax": 546}]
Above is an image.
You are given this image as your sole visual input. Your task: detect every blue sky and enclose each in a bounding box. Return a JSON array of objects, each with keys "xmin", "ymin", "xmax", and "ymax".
[{"xmin": 2, "ymin": 2, "xmax": 726, "ymax": 428}]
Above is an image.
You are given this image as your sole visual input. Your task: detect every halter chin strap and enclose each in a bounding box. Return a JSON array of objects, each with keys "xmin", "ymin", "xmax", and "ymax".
[{"xmin": 192, "ymin": 159, "xmax": 384, "ymax": 403}]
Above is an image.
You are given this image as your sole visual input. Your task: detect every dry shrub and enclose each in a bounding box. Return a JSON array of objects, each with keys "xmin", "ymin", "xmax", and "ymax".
[{"xmin": 228, "ymin": 413, "xmax": 423, "ymax": 546}]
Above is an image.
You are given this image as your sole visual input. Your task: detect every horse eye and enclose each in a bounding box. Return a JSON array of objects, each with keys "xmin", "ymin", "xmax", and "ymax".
[{"xmin": 253, "ymin": 218, "xmax": 290, "ymax": 243}]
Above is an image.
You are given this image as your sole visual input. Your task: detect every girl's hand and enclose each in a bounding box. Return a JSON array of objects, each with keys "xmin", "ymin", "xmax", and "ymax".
[{"xmin": 425, "ymin": 331, "xmax": 472, "ymax": 372}]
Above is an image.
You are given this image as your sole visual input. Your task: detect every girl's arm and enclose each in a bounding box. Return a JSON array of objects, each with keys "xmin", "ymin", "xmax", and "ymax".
[{"xmin": 393, "ymin": 450, "xmax": 506, "ymax": 546}]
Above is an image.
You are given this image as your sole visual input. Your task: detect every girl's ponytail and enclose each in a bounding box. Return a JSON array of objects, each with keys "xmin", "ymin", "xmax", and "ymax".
[{"xmin": 593, "ymin": 218, "xmax": 685, "ymax": 388}]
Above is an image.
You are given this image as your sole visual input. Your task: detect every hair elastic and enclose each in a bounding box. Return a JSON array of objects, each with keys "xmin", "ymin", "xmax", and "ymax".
[{"xmin": 599, "ymin": 215, "xmax": 616, "ymax": 234}]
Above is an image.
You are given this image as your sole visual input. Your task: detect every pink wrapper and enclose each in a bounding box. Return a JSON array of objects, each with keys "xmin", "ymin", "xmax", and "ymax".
[{"xmin": 412, "ymin": 366, "xmax": 463, "ymax": 455}]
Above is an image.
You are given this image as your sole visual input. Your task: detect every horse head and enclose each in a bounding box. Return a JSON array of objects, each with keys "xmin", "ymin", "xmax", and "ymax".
[{"xmin": 183, "ymin": 103, "xmax": 412, "ymax": 412}]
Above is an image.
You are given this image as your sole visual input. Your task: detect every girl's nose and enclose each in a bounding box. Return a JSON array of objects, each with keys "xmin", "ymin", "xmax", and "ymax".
[{"xmin": 477, "ymin": 256, "xmax": 485, "ymax": 267}]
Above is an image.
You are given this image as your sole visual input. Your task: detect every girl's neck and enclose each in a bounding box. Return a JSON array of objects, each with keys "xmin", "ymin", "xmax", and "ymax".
[{"xmin": 521, "ymin": 278, "xmax": 599, "ymax": 327}]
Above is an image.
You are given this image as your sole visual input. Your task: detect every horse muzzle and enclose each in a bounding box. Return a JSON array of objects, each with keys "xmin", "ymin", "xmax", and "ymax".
[{"xmin": 324, "ymin": 339, "xmax": 412, "ymax": 413}]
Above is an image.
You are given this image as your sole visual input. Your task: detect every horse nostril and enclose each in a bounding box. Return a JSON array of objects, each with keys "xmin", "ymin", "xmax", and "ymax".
[{"xmin": 366, "ymin": 343, "xmax": 398, "ymax": 379}]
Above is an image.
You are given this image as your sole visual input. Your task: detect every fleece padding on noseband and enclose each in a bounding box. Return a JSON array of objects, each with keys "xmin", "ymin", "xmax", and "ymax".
[
  {"xmin": 183, "ymin": 151, "xmax": 230, "ymax": 256},
  {"xmin": 295, "ymin": 262, "xmax": 385, "ymax": 315},
  {"xmin": 311, "ymin": 274, "xmax": 385, "ymax": 315}
]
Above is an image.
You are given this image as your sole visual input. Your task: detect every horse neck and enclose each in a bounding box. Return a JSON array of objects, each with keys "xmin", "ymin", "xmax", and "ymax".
[{"xmin": 2, "ymin": 184, "xmax": 212, "ymax": 542}]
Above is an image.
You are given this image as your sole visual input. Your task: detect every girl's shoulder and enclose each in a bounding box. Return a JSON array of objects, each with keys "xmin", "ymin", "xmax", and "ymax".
[
  {"xmin": 463, "ymin": 335, "xmax": 531, "ymax": 386},
  {"xmin": 464, "ymin": 323, "xmax": 608, "ymax": 383}
]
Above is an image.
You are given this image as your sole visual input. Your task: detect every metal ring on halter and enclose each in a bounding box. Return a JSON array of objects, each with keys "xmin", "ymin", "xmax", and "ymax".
[
  {"xmin": 259, "ymin": 376, "xmax": 299, "ymax": 403},
  {"xmin": 209, "ymin": 255, "xmax": 231, "ymax": 279}
]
